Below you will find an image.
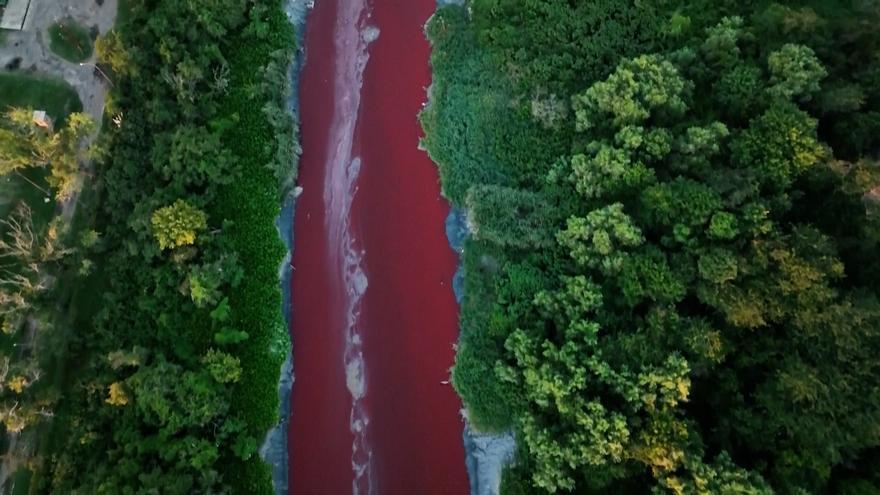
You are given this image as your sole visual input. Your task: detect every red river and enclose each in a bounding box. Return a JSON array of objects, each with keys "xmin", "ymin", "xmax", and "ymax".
[{"xmin": 289, "ymin": 0, "xmax": 469, "ymax": 493}]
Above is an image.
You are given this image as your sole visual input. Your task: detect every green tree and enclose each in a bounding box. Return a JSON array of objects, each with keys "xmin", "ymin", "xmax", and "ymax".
[
  {"xmin": 732, "ymin": 102, "xmax": 826, "ymax": 189},
  {"xmin": 714, "ymin": 64, "xmax": 766, "ymax": 121},
  {"xmin": 466, "ymin": 185, "xmax": 555, "ymax": 249},
  {"xmin": 150, "ymin": 199, "xmax": 207, "ymax": 250},
  {"xmin": 557, "ymin": 203, "xmax": 644, "ymax": 271},
  {"xmin": 702, "ymin": 16, "xmax": 744, "ymax": 68},
  {"xmin": 570, "ymin": 144, "xmax": 656, "ymax": 200},
  {"xmin": 95, "ymin": 30, "xmax": 136, "ymax": 77},
  {"xmin": 572, "ymin": 54, "xmax": 687, "ymax": 132},
  {"xmin": 201, "ymin": 349, "xmax": 242, "ymax": 384},
  {"xmin": 767, "ymin": 43, "xmax": 827, "ymax": 101},
  {"xmin": 0, "ymin": 108, "xmax": 94, "ymax": 199}
]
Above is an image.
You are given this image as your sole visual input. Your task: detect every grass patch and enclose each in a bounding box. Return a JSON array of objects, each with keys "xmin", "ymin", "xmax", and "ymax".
[
  {"xmin": 0, "ymin": 168, "xmax": 54, "ymax": 231},
  {"xmin": 9, "ymin": 467, "xmax": 32, "ymax": 495},
  {"xmin": 48, "ymin": 20, "xmax": 94, "ymax": 63},
  {"xmin": 0, "ymin": 73, "xmax": 82, "ymax": 124}
]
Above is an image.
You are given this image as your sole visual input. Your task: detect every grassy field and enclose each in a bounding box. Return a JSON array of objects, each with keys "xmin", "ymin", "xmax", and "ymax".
[
  {"xmin": 48, "ymin": 20, "xmax": 94, "ymax": 63},
  {"xmin": 0, "ymin": 167, "xmax": 54, "ymax": 231},
  {"xmin": 0, "ymin": 73, "xmax": 82, "ymax": 124},
  {"xmin": 0, "ymin": 72, "xmax": 88, "ymax": 495}
]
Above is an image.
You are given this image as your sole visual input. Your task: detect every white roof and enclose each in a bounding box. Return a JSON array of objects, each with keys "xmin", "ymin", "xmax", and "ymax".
[{"xmin": 0, "ymin": 0, "xmax": 31, "ymax": 31}]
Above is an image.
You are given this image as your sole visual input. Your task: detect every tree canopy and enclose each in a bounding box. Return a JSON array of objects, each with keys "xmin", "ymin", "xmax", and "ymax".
[{"xmin": 424, "ymin": 1, "xmax": 880, "ymax": 493}]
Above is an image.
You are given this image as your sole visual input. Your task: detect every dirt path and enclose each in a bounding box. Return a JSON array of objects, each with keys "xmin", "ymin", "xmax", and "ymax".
[{"xmin": 0, "ymin": 0, "xmax": 118, "ymax": 122}]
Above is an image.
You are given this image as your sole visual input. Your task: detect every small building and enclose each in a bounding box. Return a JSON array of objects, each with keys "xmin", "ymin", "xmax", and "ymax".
[
  {"xmin": 32, "ymin": 110, "xmax": 52, "ymax": 131},
  {"xmin": 0, "ymin": 0, "xmax": 30, "ymax": 31}
]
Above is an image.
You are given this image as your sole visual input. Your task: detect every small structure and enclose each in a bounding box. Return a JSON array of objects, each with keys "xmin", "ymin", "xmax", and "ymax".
[
  {"xmin": 32, "ymin": 110, "xmax": 52, "ymax": 131},
  {"xmin": 0, "ymin": 0, "xmax": 30, "ymax": 31}
]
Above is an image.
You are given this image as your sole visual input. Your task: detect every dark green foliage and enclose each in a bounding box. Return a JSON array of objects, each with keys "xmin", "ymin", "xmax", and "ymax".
[
  {"xmin": 32, "ymin": 0, "xmax": 296, "ymax": 493},
  {"xmin": 421, "ymin": 6, "xmax": 571, "ymax": 204},
  {"xmin": 470, "ymin": 0, "xmax": 667, "ymax": 94},
  {"xmin": 466, "ymin": 185, "xmax": 555, "ymax": 249},
  {"xmin": 424, "ymin": 1, "xmax": 880, "ymax": 493},
  {"xmin": 452, "ymin": 239, "xmax": 519, "ymax": 431}
]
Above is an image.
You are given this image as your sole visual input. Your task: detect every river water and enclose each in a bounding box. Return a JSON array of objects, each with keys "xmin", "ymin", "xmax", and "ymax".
[{"xmin": 289, "ymin": 0, "xmax": 468, "ymax": 493}]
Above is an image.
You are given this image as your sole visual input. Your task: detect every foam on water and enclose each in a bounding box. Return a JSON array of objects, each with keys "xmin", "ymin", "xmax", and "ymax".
[{"xmin": 322, "ymin": 1, "xmax": 379, "ymax": 493}]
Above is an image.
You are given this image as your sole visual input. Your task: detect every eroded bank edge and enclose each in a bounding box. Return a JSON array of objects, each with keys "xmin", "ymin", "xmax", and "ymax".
[
  {"xmin": 426, "ymin": 1, "xmax": 517, "ymax": 494},
  {"xmin": 259, "ymin": 1, "xmax": 314, "ymax": 495}
]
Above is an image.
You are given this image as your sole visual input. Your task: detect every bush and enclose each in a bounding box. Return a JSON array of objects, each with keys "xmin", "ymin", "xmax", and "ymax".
[{"xmin": 48, "ymin": 20, "xmax": 94, "ymax": 63}]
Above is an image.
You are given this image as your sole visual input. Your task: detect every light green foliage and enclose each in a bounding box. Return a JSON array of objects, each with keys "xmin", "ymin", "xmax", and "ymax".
[
  {"xmin": 674, "ymin": 122, "xmax": 729, "ymax": 173},
  {"xmin": 189, "ymin": 265, "xmax": 222, "ymax": 308},
  {"xmin": 702, "ymin": 17, "xmax": 744, "ymax": 67},
  {"xmin": 202, "ymin": 349, "xmax": 242, "ymax": 384},
  {"xmin": 573, "ymin": 55, "xmax": 687, "ymax": 132},
  {"xmin": 425, "ymin": 2, "xmax": 880, "ymax": 493},
  {"xmin": 0, "ymin": 108, "xmax": 95, "ymax": 200},
  {"xmin": 570, "ymin": 144, "xmax": 656, "ymax": 200},
  {"xmin": 557, "ymin": 204, "xmax": 644, "ymax": 269},
  {"xmin": 188, "ymin": 255, "xmax": 243, "ymax": 308},
  {"xmin": 618, "ymin": 248, "xmax": 686, "ymax": 305},
  {"xmin": 714, "ymin": 64, "xmax": 766, "ymax": 121},
  {"xmin": 128, "ymin": 358, "xmax": 228, "ymax": 433},
  {"xmin": 667, "ymin": 12, "xmax": 692, "ymax": 39},
  {"xmin": 95, "ymin": 30, "xmax": 137, "ymax": 77},
  {"xmin": 0, "ymin": 127, "xmax": 32, "ymax": 175},
  {"xmin": 151, "ymin": 199, "xmax": 207, "ymax": 250},
  {"xmin": 163, "ymin": 125, "xmax": 235, "ymax": 190},
  {"xmin": 657, "ymin": 453, "xmax": 774, "ymax": 495},
  {"xmin": 107, "ymin": 347, "xmax": 146, "ymax": 369},
  {"xmin": 214, "ymin": 327, "xmax": 249, "ymax": 346},
  {"xmin": 79, "ymin": 229, "xmax": 100, "ymax": 249},
  {"xmin": 697, "ymin": 248, "xmax": 739, "ymax": 284},
  {"xmin": 768, "ymin": 44, "xmax": 826, "ymax": 101},
  {"xmin": 615, "ymin": 126, "xmax": 673, "ymax": 161},
  {"xmin": 733, "ymin": 102, "xmax": 826, "ymax": 188},
  {"xmin": 33, "ymin": 1, "xmax": 297, "ymax": 493},
  {"xmin": 185, "ymin": 0, "xmax": 247, "ymax": 37},
  {"xmin": 707, "ymin": 212, "xmax": 739, "ymax": 240}
]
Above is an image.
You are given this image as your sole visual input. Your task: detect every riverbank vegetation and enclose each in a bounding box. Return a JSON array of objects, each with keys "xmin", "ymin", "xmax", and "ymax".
[
  {"xmin": 423, "ymin": 1, "xmax": 880, "ymax": 493},
  {"xmin": 0, "ymin": 0, "xmax": 297, "ymax": 493}
]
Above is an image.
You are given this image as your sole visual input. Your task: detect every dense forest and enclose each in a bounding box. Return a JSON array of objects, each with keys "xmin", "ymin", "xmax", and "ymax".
[
  {"xmin": 422, "ymin": 0, "xmax": 880, "ymax": 493},
  {"xmin": 0, "ymin": 0, "xmax": 297, "ymax": 493}
]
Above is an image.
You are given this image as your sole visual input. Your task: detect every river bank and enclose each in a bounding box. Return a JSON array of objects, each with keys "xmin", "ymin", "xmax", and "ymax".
[
  {"xmin": 424, "ymin": 2, "xmax": 517, "ymax": 493},
  {"xmin": 259, "ymin": 1, "xmax": 312, "ymax": 494},
  {"xmin": 443, "ymin": 210, "xmax": 516, "ymax": 495}
]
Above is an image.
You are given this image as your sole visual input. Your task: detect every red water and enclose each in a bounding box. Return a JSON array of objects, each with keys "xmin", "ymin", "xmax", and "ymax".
[{"xmin": 289, "ymin": 0, "xmax": 468, "ymax": 493}]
